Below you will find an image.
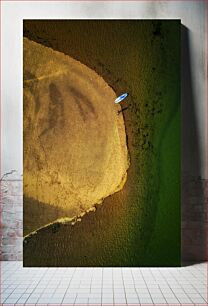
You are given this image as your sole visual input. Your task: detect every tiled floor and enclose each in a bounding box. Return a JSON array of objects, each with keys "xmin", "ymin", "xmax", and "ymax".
[{"xmin": 0, "ymin": 261, "xmax": 207, "ymax": 305}]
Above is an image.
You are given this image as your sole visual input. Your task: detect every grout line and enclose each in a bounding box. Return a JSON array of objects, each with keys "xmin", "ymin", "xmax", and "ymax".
[
  {"xmin": 131, "ymin": 268, "xmax": 141, "ymax": 305},
  {"xmin": 62, "ymin": 267, "xmax": 77, "ymax": 304},
  {"xmin": 121, "ymin": 268, "xmax": 128, "ymax": 305},
  {"xmin": 139, "ymin": 269, "xmax": 154, "ymax": 305}
]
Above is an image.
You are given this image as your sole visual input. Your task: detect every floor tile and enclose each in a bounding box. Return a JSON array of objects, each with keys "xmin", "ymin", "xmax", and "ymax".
[{"xmin": 0, "ymin": 261, "xmax": 207, "ymax": 306}]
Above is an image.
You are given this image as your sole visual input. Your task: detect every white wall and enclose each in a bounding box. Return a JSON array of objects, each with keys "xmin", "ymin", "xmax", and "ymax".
[{"xmin": 1, "ymin": 1, "xmax": 207, "ymax": 179}]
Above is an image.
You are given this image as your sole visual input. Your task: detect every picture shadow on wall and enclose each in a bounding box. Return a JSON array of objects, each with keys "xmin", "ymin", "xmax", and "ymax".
[{"xmin": 181, "ymin": 25, "xmax": 206, "ymax": 265}]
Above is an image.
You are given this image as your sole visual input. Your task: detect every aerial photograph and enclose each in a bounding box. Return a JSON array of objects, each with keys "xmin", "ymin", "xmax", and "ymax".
[{"xmin": 23, "ymin": 20, "xmax": 181, "ymax": 267}]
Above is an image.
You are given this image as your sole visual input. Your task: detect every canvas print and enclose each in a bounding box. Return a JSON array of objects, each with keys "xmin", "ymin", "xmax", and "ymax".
[{"xmin": 23, "ymin": 20, "xmax": 181, "ymax": 266}]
